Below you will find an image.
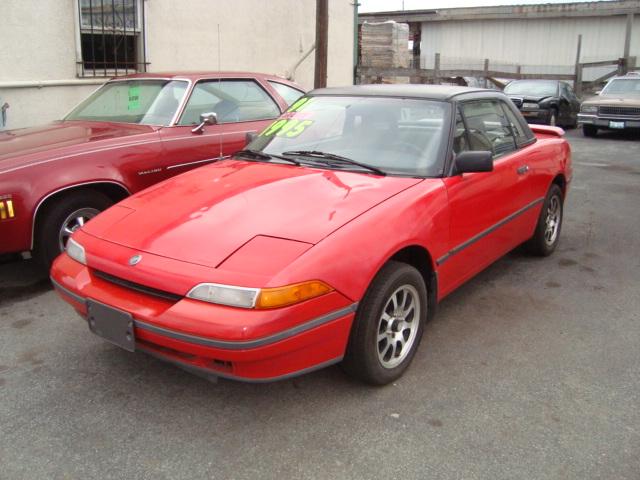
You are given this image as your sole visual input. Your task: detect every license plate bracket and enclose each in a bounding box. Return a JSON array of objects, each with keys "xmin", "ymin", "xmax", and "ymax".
[
  {"xmin": 87, "ymin": 299, "xmax": 135, "ymax": 352},
  {"xmin": 609, "ymin": 121, "xmax": 625, "ymax": 129}
]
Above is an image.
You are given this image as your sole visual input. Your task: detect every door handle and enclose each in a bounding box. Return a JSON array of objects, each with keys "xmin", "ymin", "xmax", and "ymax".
[{"xmin": 517, "ymin": 165, "xmax": 530, "ymax": 175}]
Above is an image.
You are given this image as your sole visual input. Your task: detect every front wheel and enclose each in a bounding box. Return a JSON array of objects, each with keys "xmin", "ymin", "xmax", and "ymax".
[
  {"xmin": 35, "ymin": 190, "xmax": 113, "ymax": 270},
  {"xmin": 342, "ymin": 261, "xmax": 428, "ymax": 385},
  {"xmin": 525, "ymin": 184, "xmax": 563, "ymax": 256},
  {"xmin": 583, "ymin": 124, "xmax": 598, "ymax": 137}
]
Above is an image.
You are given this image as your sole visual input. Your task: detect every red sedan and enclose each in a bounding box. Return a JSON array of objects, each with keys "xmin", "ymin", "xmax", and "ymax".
[
  {"xmin": 0, "ymin": 72, "xmax": 304, "ymax": 267},
  {"xmin": 51, "ymin": 85, "xmax": 572, "ymax": 385}
]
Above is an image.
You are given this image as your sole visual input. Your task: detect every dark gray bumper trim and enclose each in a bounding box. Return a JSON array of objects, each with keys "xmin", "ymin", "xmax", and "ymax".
[
  {"xmin": 135, "ymin": 302, "xmax": 358, "ymax": 350},
  {"xmin": 436, "ymin": 197, "xmax": 544, "ymax": 266},
  {"xmin": 51, "ymin": 277, "xmax": 87, "ymax": 305},
  {"xmin": 52, "ymin": 274, "xmax": 358, "ymax": 350}
]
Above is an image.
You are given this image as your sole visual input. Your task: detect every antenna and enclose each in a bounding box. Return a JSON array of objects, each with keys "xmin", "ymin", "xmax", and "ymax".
[{"xmin": 217, "ymin": 23, "xmax": 223, "ymax": 159}]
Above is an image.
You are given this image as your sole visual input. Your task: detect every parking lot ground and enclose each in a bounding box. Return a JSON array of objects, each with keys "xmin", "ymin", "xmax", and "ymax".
[{"xmin": 1, "ymin": 128, "xmax": 639, "ymax": 480}]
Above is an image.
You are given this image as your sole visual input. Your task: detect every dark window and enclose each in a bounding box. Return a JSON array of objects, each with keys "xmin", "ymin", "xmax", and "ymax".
[
  {"xmin": 78, "ymin": 0, "xmax": 146, "ymax": 77},
  {"xmin": 453, "ymin": 109, "xmax": 471, "ymax": 155},
  {"xmin": 268, "ymin": 81, "xmax": 305, "ymax": 106},
  {"xmin": 178, "ymin": 80, "xmax": 281, "ymax": 125},
  {"xmin": 460, "ymin": 100, "xmax": 517, "ymax": 158}
]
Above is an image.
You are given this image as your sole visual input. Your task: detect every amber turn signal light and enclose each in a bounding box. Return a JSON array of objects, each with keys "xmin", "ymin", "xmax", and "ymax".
[{"xmin": 255, "ymin": 280, "xmax": 333, "ymax": 309}]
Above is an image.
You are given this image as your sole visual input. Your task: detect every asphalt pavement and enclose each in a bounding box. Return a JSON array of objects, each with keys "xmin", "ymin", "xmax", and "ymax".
[{"xmin": 1, "ymin": 128, "xmax": 639, "ymax": 480}]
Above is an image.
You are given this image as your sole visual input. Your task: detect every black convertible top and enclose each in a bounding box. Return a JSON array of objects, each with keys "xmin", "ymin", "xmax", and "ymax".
[{"xmin": 310, "ymin": 84, "xmax": 490, "ymax": 101}]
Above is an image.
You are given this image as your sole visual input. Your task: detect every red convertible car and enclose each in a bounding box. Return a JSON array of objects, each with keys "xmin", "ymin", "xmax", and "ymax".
[
  {"xmin": 51, "ymin": 85, "xmax": 572, "ymax": 385},
  {"xmin": 0, "ymin": 72, "xmax": 304, "ymax": 267}
]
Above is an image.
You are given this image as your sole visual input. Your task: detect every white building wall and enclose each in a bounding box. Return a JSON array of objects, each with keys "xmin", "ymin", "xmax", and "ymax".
[
  {"xmin": 420, "ymin": 15, "xmax": 640, "ymax": 79},
  {"xmin": 0, "ymin": 0, "xmax": 355, "ymax": 130}
]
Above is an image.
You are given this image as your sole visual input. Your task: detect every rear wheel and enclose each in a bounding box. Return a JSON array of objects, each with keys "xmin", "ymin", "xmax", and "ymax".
[
  {"xmin": 525, "ymin": 184, "xmax": 563, "ymax": 257},
  {"xmin": 342, "ymin": 261, "xmax": 428, "ymax": 385},
  {"xmin": 583, "ymin": 124, "xmax": 598, "ymax": 137},
  {"xmin": 35, "ymin": 190, "xmax": 113, "ymax": 270}
]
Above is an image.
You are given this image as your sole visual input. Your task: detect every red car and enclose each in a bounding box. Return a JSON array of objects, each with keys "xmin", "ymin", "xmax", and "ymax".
[
  {"xmin": 0, "ymin": 72, "xmax": 304, "ymax": 267},
  {"xmin": 51, "ymin": 85, "xmax": 572, "ymax": 385}
]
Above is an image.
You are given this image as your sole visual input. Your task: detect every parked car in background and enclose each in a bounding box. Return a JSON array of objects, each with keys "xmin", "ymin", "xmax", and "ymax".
[
  {"xmin": 0, "ymin": 72, "xmax": 305, "ymax": 268},
  {"xmin": 52, "ymin": 85, "xmax": 571, "ymax": 385},
  {"xmin": 578, "ymin": 72, "xmax": 640, "ymax": 137},
  {"xmin": 504, "ymin": 79, "xmax": 580, "ymax": 128}
]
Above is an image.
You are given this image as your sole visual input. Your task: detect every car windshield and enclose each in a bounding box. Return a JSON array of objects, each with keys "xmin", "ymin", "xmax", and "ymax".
[
  {"xmin": 504, "ymin": 81, "xmax": 558, "ymax": 97},
  {"xmin": 601, "ymin": 78, "xmax": 640, "ymax": 96},
  {"xmin": 65, "ymin": 79, "xmax": 189, "ymax": 125},
  {"xmin": 246, "ymin": 96, "xmax": 451, "ymax": 177}
]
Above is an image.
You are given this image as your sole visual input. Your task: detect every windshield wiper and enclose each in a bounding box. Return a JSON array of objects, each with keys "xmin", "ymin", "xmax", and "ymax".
[
  {"xmin": 281, "ymin": 150, "xmax": 386, "ymax": 176},
  {"xmin": 234, "ymin": 149, "xmax": 300, "ymax": 166}
]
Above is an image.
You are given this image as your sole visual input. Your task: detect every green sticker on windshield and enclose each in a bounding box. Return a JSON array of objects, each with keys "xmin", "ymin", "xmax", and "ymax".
[
  {"xmin": 287, "ymin": 96, "xmax": 312, "ymax": 112},
  {"xmin": 127, "ymin": 85, "xmax": 140, "ymax": 110}
]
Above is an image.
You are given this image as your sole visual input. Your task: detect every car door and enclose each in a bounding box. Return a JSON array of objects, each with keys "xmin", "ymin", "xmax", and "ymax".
[
  {"xmin": 158, "ymin": 78, "xmax": 283, "ymax": 175},
  {"xmin": 439, "ymin": 100, "xmax": 534, "ymax": 295}
]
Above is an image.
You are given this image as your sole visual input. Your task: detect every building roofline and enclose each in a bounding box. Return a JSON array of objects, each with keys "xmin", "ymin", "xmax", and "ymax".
[{"xmin": 358, "ymin": 0, "xmax": 640, "ymax": 24}]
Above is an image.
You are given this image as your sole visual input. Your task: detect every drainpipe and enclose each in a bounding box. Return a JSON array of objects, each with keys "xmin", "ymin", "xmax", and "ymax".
[{"xmin": 353, "ymin": 2, "xmax": 359, "ymax": 84}]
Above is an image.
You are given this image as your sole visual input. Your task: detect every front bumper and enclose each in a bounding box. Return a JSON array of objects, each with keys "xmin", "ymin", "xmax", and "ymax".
[
  {"xmin": 519, "ymin": 109, "xmax": 552, "ymax": 124},
  {"xmin": 577, "ymin": 114, "xmax": 640, "ymax": 129},
  {"xmin": 51, "ymin": 254, "xmax": 357, "ymax": 382}
]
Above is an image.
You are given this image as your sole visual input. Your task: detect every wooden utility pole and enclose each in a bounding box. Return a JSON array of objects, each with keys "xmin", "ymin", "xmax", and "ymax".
[
  {"xmin": 574, "ymin": 34, "xmax": 583, "ymax": 97},
  {"xmin": 623, "ymin": 13, "xmax": 634, "ymax": 73},
  {"xmin": 314, "ymin": 0, "xmax": 329, "ymax": 88}
]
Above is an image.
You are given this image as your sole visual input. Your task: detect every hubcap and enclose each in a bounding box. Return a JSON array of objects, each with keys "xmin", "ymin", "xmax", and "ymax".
[
  {"xmin": 58, "ymin": 207, "xmax": 100, "ymax": 252},
  {"xmin": 544, "ymin": 195, "xmax": 561, "ymax": 246},
  {"xmin": 376, "ymin": 284, "xmax": 421, "ymax": 369}
]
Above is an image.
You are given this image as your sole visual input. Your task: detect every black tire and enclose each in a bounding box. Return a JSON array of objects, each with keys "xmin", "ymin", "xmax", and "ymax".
[
  {"xmin": 583, "ymin": 124, "xmax": 598, "ymax": 137},
  {"xmin": 35, "ymin": 190, "xmax": 113, "ymax": 270},
  {"xmin": 524, "ymin": 184, "xmax": 563, "ymax": 257},
  {"xmin": 342, "ymin": 261, "xmax": 428, "ymax": 385}
]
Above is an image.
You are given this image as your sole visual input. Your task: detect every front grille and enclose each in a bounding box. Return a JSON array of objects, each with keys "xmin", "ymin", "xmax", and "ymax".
[
  {"xmin": 598, "ymin": 106, "xmax": 640, "ymax": 117},
  {"xmin": 93, "ymin": 270, "xmax": 182, "ymax": 302},
  {"xmin": 509, "ymin": 97, "xmax": 523, "ymax": 108}
]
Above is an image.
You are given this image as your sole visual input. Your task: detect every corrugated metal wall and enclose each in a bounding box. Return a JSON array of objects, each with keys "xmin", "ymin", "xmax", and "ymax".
[{"xmin": 420, "ymin": 15, "xmax": 640, "ymax": 81}]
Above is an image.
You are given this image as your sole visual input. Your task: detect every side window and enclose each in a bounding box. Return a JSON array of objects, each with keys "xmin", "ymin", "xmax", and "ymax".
[
  {"xmin": 453, "ymin": 109, "xmax": 470, "ymax": 155},
  {"xmin": 460, "ymin": 100, "xmax": 516, "ymax": 158},
  {"xmin": 268, "ymin": 81, "xmax": 305, "ymax": 107},
  {"xmin": 500, "ymin": 102, "xmax": 529, "ymax": 146},
  {"xmin": 178, "ymin": 79, "xmax": 280, "ymax": 125}
]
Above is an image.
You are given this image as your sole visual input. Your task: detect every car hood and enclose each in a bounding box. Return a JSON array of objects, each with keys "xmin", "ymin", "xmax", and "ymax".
[
  {"xmin": 581, "ymin": 95, "xmax": 640, "ymax": 107},
  {"xmin": 83, "ymin": 159, "xmax": 422, "ymax": 268},
  {"xmin": 0, "ymin": 120, "xmax": 157, "ymax": 172}
]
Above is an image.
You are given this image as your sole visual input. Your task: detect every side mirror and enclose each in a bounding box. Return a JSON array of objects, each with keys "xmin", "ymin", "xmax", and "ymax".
[
  {"xmin": 454, "ymin": 151, "xmax": 493, "ymax": 174},
  {"xmin": 191, "ymin": 112, "xmax": 218, "ymax": 134},
  {"xmin": 245, "ymin": 131, "xmax": 258, "ymax": 145}
]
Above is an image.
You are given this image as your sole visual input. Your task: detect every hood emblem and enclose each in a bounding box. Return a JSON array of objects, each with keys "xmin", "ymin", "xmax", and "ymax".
[{"xmin": 128, "ymin": 254, "xmax": 142, "ymax": 266}]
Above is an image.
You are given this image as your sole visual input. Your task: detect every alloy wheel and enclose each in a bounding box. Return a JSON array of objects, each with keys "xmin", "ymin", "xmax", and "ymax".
[
  {"xmin": 58, "ymin": 207, "xmax": 100, "ymax": 251},
  {"xmin": 376, "ymin": 284, "xmax": 421, "ymax": 369}
]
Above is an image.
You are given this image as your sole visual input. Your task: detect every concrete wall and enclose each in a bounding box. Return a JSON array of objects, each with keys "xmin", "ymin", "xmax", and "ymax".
[
  {"xmin": 420, "ymin": 15, "xmax": 640, "ymax": 80},
  {"xmin": 0, "ymin": 0, "xmax": 356, "ymax": 130}
]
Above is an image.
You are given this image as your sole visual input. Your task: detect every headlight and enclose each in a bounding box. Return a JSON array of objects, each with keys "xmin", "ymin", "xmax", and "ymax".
[
  {"xmin": 187, "ymin": 280, "xmax": 333, "ymax": 309},
  {"xmin": 581, "ymin": 105, "xmax": 598, "ymax": 113},
  {"xmin": 66, "ymin": 238, "xmax": 86, "ymax": 265},
  {"xmin": 187, "ymin": 283, "xmax": 259, "ymax": 308},
  {"xmin": 523, "ymin": 102, "xmax": 538, "ymax": 109}
]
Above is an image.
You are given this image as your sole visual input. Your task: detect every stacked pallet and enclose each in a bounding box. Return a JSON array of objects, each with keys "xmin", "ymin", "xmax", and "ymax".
[{"xmin": 360, "ymin": 21, "xmax": 410, "ymax": 83}]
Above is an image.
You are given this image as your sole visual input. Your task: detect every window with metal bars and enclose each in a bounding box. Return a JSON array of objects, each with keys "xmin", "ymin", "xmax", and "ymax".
[{"xmin": 77, "ymin": 0, "xmax": 147, "ymax": 77}]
